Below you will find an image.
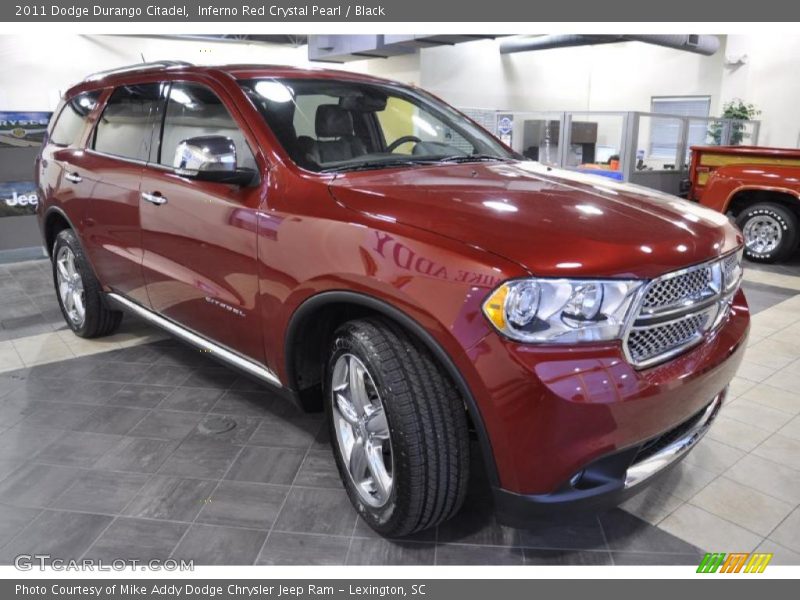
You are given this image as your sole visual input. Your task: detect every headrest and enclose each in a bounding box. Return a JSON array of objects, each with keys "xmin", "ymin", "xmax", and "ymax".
[{"xmin": 316, "ymin": 104, "xmax": 354, "ymax": 138}]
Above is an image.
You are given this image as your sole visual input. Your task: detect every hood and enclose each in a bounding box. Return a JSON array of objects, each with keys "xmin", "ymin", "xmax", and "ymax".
[{"xmin": 328, "ymin": 161, "xmax": 742, "ymax": 279}]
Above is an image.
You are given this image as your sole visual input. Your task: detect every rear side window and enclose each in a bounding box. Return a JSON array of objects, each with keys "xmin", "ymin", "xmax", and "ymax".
[
  {"xmin": 49, "ymin": 91, "xmax": 101, "ymax": 147},
  {"xmin": 93, "ymin": 83, "xmax": 164, "ymax": 161},
  {"xmin": 159, "ymin": 82, "xmax": 256, "ymax": 171}
]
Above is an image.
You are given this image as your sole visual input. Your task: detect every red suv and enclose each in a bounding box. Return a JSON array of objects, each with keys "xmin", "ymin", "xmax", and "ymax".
[{"xmin": 36, "ymin": 62, "xmax": 749, "ymax": 536}]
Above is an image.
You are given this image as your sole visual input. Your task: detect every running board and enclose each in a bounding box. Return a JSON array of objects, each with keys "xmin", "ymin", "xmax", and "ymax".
[{"xmin": 106, "ymin": 293, "xmax": 282, "ymax": 388}]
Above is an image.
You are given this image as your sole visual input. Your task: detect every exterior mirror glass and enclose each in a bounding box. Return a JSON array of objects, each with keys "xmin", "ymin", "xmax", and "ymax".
[
  {"xmin": 173, "ymin": 135, "xmax": 255, "ymax": 185},
  {"xmin": 174, "ymin": 135, "xmax": 236, "ymax": 175}
]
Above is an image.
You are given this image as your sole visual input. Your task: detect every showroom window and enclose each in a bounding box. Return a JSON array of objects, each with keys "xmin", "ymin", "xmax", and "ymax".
[
  {"xmin": 649, "ymin": 96, "xmax": 711, "ymax": 158},
  {"xmin": 159, "ymin": 82, "xmax": 256, "ymax": 171},
  {"xmin": 93, "ymin": 83, "xmax": 165, "ymax": 161},
  {"xmin": 49, "ymin": 91, "xmax": 102, "ymax": 147}
]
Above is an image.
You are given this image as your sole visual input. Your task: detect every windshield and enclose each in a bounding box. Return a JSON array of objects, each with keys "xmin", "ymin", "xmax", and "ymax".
[{"xmin": 239, "ymin": 77, "xmax": 515, "ymax": 172}]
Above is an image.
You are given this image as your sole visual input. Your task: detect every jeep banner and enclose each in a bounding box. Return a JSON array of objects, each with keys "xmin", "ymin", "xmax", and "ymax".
[
  {"xmin": 0, "ymin": 111, "xmax": 50, "ymax": 218},
  {"xmin": 0, "ymin": 181, "xmax": 38, "ymax": 217}
]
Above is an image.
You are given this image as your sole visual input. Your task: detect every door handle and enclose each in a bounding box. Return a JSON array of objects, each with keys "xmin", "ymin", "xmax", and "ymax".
[
  {"xmin": 65, "ymin": 172, "xmax": 82, "ymax": 184},
  {"xmin": 141, "ymin": 192, "xmax": 168, "ymax": 206}
]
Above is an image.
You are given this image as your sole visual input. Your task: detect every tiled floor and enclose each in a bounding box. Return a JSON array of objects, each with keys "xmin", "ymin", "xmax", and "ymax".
[{"xmin": 0, "ymin": 258, "xmax": 799, "ymax": 565}]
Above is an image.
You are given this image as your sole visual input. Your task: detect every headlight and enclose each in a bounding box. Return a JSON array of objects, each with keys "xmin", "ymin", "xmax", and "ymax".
[
  {"xmin": 723, "ymin": 248, "xmax": 744, "ymax": 294},
  {"xmin": 482, "ymin": 279, "xmax": 644, "ymax": 343}
]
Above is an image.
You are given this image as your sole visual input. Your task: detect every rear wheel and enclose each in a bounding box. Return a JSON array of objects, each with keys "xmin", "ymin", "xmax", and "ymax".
[
  {"xmin": 52, "ymin": 229, "xmax": 123, "ymax": 338},
  {"xmin": 736, "ymin": 202, "xmax": 799, "ymax": 263},
  {"xmin": 326, "ymin": 318, "xmax": 470, "ymax": 537}
]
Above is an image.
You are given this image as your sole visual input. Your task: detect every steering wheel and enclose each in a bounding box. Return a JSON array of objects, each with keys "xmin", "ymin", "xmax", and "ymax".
[{"xmin": 386, "ymin": 135, "xmax": 422, "ymax": 153}]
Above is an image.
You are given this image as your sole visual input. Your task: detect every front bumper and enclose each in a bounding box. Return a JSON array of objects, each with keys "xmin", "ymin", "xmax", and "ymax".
[
  {"xmin": 492, "ymin": 388, "xmax": 725, "ymax": 526},
  {"xmin": 463, "ymin": 289, "xmax": 749, "ymax": 524}
]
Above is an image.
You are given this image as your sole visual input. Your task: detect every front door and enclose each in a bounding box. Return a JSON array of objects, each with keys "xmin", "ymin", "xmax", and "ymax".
[{"xmin": 139, "ymin": 80, "xmax": 265, "ymax": 363}]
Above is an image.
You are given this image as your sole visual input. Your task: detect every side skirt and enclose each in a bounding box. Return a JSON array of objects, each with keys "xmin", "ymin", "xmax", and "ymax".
[{"xmin": 106, "ymin": 292, "xmax": 282, "ymax": 389}]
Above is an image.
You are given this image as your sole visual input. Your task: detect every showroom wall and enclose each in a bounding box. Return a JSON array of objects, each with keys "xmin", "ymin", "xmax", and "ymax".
[
  {"xmin": 1, "ymin": 34, "xmax": 796, "ymax": 147},
  {"xmin": 418, "ymin": 38, "xmax": 724, "ymax": 113},
  {"xmin": 0, "ymin": 34, "xmax": 419, "ymax": 112},
  {"xmin": 718, "ymin": 35, "xmax": 800, "ymax": 149},
  {"xmin": 417, "ymin": 36, "xmax": 800, "ymax": 149}
]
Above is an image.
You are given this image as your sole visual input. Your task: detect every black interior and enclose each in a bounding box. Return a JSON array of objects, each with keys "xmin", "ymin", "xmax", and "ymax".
[
  {"xmin": 303, "ymin": 104, "xmax": 367, "ymax": 164},
  {"xmin": 239, "ymin": 78, "xmax": 512, "ymax": 172}
]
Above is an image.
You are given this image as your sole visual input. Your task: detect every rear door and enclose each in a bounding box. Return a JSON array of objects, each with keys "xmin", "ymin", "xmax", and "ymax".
[
  {"xmin": 38, "ymin": 91, "xmax": 103, "ymax": 250},
  {"xmin": 139, "ymin": 79, "xmax": 266, "ymax": 363},
  {"xmin": 83, "ymin": 83, "xmax": 165, "ymax": 304}
]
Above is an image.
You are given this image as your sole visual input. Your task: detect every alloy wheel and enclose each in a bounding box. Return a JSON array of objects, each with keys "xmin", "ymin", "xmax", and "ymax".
[
  {"xmin": 55, "ymin": 245, "xmax": 86, "ymax": 328},
  {"xmin": 330, "ymin": 353, "xmax": 394, "ymax": 508}
]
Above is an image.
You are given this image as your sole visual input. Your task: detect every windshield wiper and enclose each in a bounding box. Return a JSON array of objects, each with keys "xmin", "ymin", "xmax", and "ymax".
[
  {"xmin": 320, "ymin": 159, "xmax": 436, "ymax": 173},
  {"xmin": 435, "ymin": 154, "xmax": 509, "ymax": 164},
  {"xmin": 320, "ymin": 154, "xmax": 509, "ymax": 173}
]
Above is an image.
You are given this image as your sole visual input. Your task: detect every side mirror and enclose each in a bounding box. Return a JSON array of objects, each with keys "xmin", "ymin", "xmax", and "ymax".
[{"xmin": 173, "ymin": 135, "xmax": 256, "ymax": 186}]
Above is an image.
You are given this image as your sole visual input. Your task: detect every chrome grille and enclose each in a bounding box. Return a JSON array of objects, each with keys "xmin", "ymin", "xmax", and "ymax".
[
  {"xmin": 624, "ymin": 250, "xmax": 743, "ymax": 368},
  {"xmin": 723, "ymin": 252, "xmax": 739, "ymax": 277},
  {"xmin": 626, "ymin": 311, "xmax": 712, "ymax": 365},
  {"xmin": 641, "ymin": 267, "xmax": 713, "ymax": 311}
]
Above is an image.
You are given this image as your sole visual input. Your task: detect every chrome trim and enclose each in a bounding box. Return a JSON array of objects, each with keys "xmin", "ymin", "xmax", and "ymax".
[
  {"xmin": 636, "ymin": 256, "xmax": 722, "ymax": 317},
  {"xmin": 622, "ymin": 248, "xmax": 743, "ymax": 369},
  {"xmin": 141, "ymin": 192, "xmax": 168, "ymax": 206},
  {"xmin": 65, "ymin": 172, "xmax": 82, "ymax": 184},
  {"xmin": 624, "ymin": 389, "xmax": 725, "ymax": 489},
  {"xmin": 634, "ymin": 294, "xmax": 720, "ymax": 324},
  {"xmin": 85, "ymin": 149, "xmax": 149, "ymax": 167},
  {"xmin": 106, "ymin": 293, "xmax": 281, "ymax": 388},
  {"xmin": 624, "ymin": 304, "xmax": 719, "ymax": 369},
  {"xmin": 86, "ymin": 149, "xmax": 207, "ymax": 175}
]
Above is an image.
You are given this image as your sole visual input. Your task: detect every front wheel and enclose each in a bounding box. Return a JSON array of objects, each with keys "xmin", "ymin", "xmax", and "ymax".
[
  {"xmin": 52, "ymin": 229, "xmax": 123, "ymax": 338},
  {"xmin": 736, "ymin": 202, "xmax": 799, "ymax": 263},
  {"xmin": 326, "ymin": 318, "xmax": 470, "ymax": 537}
]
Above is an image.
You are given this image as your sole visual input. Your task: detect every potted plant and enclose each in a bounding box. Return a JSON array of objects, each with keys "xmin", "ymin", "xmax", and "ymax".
[{"xmin": 709, "ymin": 99, "xmax": 761, "ymax": 146}]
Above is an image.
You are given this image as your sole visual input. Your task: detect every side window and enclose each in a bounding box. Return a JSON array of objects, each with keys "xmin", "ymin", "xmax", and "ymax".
[
  {"xmin": 160, "ymin": 83, "xmax": 256, "ymax": 171},
  {"xmin": 49, "ymin": 91, "xmax": 102, "ymax": 147},
  {"xmin": 93, "ymin": 83, "xmax": 164, "ymax": 161}
]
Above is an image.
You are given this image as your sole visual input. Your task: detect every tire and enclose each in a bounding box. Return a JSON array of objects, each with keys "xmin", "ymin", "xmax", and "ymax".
[
  {"xmin": 736, "ymin": 202, "xmax": 799, "ymax": 263},
  {"xmin": 52, "ymin": 229, "xmax": 123, "ymax": 338},
  {"xmin": 325, "ymin": 317, "xmax": 470, "ymax": 537}
]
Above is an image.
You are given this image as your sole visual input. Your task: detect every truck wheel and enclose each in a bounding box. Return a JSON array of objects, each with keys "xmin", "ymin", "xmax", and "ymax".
[
  {"xmin": 737, "ymin": 203, "xmax": 799, "ymax": 263},
  {"xmin": 326, "ymin": 318, "xmax": 470, "ymax": 537},
  {"xmin": 52, "ymin": 229, "xmax": 123, "ymax": 338}
]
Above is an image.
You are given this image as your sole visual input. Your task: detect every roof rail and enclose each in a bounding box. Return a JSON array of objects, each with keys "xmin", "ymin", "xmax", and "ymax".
[{"xmin": 83, "ymin": 60, "xmax": 194, "ymax": 82}]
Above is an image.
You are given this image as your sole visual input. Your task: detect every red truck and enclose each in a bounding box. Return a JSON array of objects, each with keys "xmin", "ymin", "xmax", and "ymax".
[
  {"xmin": 36, "ymin": 62, "xmax": 748, "ymax": 536},
  {"xmin": 688, "ymin": 145, "xmax": 800, "ymax": 263}
]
